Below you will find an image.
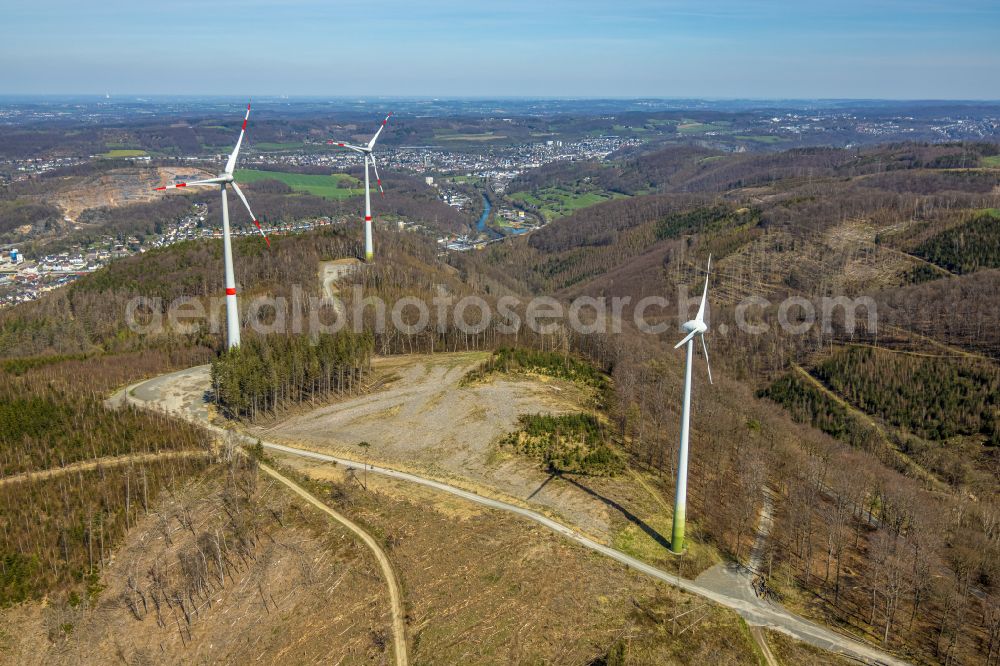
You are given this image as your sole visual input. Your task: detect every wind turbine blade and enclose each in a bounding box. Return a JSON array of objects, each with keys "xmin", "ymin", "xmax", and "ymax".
[
  {"xmin": 695, "ymin": 254, "xmax": 712, "ymax": 322},
  {"xmin": 224, "ymin": 102, "xmax": 251, "ymax": 174},
  {"xmin": 231, "ymin": 181, "xmax": 270, "ymax": 248},
  {"xmin": 328, "ymin": 140, "xmax": 365, "ymax": 151},
  {"xmin": 370, "ymin": 154, "xmax": 385, "ymax": 197},
  {"xmin": 367, "ymin": 112, "xmax": 392, "ymax": 149},
  {"xmin": 674, "ymin": 329, "xmax": 698, "ymax": 349},
  {"xmin": 154, "ymin": 177, "xmax": 226, "ymax": 190},
  {"xmin": 700, "ymin": 334, "xmax": 713, "ymax": 385}
]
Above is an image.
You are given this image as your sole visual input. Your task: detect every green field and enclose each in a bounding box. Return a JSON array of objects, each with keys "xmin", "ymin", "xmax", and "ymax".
[
  {"xmin": 434, "ymin": 131, "xmax": 506, "ymax": 141},
  {"xmin": 676, "ymin": 120, "xmax": 731, "ymax": 134},
  {"xmin": 612, "ymin": 124, "xmax": 650, "ymax": 133},
  {"xmin": 235, "ymin": 169, "xmax": 363, "ymax": 199},
  {"xmin": 981, "ymin": 155, "xmax": 1000, "ymax": 167},
  {"xmin": 254, "ymin": 141, "xmax": 306, "ymax": 151},
  {"xmin": 510, "ymin": 186, "xmax": 627, "ymax": 220},
  {"xmin": 101, "ymin": 149, "xmax": 147, "ymax": 158}
]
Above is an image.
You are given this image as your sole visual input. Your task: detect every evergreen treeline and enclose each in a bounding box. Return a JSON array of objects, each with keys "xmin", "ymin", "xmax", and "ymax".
[
  {"xmin": 760, "ymin": 362, "xmax": 996, "ymax": 489},
  {"xmin": 0, "ymin": 353, "xmax": 213, "ymax": 476},
  {"xmin": 814, "ymin": 346, "xmax": 1000, "ymax": 443},
  {"xmin": 211, "ymin": 331, "xmax": 374, "ymax": 420},
  {"xmin": 654, "ymin": 204, "xmax": 760, "ymax": 241},
  {"xmin": 465, "ymin": 347, "xmax": 608, "ymax": 390},
  {"xmin": 759, "ymin": 374, "xmax": 875, "ymax": 453},
  {"xmin": 501, "ymin": 412, "xmax": 623, "ymax": 476},
  {"xmin": 0, "ymin": 353, "xmax": 90, "ymax": 375},
  {"xmin": 913, "ymin": 210, "xmax": 1000, "ymax": 274}
]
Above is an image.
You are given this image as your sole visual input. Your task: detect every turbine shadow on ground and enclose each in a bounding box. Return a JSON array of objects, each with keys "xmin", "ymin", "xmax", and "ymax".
[
  {"xmin": 559, "ymin": 472, "xmax": 673, "ymax": 551},
  {"xmin": 526, "ymin": 471, "xmax": 558, "ymax": 500}
]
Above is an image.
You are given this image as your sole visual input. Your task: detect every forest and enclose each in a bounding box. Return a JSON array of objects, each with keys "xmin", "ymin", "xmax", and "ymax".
[
  {"xmin": 813, "ymin": 345, "xmax": 1000, "ymax": 444},
  {"xmin": 2, "ymin": 136, "xmax": 1000, "ymax": 663},
  {"xmin": 0, "ymin": 352, "xmax": 215, "ymax": 606},
  {"xmin": 913, "ymin": 209, "xmax": 1000, "ymax": 274},
  {"xmin": 878, "ymin": 269, "xmax": 1000, "ymax": 360},
  {"xmin": 0, "ymin": 377, "xmax": 207, "ymax": 476},
  {"xmin": 211, "ymin": 331, "xmax": 374, "ymax": 421},
  {"xmin": 462, "ymin": 139, "xmax": 1000, "ymax": 664},
  {"xmin": 0, "ymin": 198, "xmax": 62, "ymax": 240}
]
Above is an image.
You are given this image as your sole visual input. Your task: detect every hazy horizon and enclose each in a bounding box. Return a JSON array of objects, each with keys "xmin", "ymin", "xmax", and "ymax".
[
  {"xmin": 3, "ymin": 95, "xmax": 1000, "ymax": 103},
  {"xmin": 2, "ymin": 1, "xmax": 998, "ymax": 99}
]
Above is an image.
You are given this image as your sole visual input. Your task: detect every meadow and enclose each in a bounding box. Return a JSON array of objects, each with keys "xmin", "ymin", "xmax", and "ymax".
[
  {"xmin": 510, "ymin": 185, "xmax": 626, "ymax": 220},
  {"xmin": 235, "ymin": 169, "xmax": 363, "ymax": 199},
  {"xmin": 252, "ymin": 141, "xmax": 306, "ymax": 151},
  {"xmin": 676, "ymin": 119, "xmax": 732, "ymax": 134},
  {"xmin": 101, "ymin": 149, "xmax": 147, "ymax": 158},
  {"xmin": 433, "ymin": 130, "xmax": 506, "ymax": 141}
]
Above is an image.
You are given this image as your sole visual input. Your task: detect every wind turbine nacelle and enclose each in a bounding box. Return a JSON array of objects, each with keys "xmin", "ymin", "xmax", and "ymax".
[{"xmin": 681, "ymin": 319, "xmax": 707, "ymax": 334}]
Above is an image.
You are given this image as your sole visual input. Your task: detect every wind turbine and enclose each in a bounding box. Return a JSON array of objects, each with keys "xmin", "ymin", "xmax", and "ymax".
[
  {"xmin": 328, "ymin": 113, "xmax": 392, "ymax": 262},
  {"xmin": 154, "ymin": 102, "xmax": 269, "ymax": 350},
  {"xmin": 670, "ymin": 255, "xmax": 713, "ymax": 555}
]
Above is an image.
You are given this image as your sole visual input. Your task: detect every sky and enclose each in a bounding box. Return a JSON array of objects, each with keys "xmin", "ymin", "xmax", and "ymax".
[{"xmin": 1, "ymin": 0, "xmax": 998, "ymax": 99}]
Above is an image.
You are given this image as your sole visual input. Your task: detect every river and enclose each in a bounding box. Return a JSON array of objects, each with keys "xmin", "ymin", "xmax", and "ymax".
[{"xmin": 476, "ymin": 193, "xmax": 492, "ymax": 232}]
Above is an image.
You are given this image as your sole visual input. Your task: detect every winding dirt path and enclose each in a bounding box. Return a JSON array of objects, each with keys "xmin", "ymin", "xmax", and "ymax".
[
  {"xmin": 0, "ymin": 450, "xmax": 211, "ymax": 487},
  {"xmin": 118, "ymin": 360, "xmax": 912, "ymax": 666},
  {"xmin": 257, "ymin": 462, "xmax": 409, "ymax": 666},
  {"xmin": 751, "ymin": 625, "xmax": 780, "ymax": 666},
  {"xmin": 112, "ymin": 372, "xmax": 410, "ymax": 666}
]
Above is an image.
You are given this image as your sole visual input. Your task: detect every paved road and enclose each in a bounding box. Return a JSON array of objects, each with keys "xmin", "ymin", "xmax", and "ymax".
[
  {"xmin": 695, "ymin": 487, "xmax": 778, "ymax": 662},
  {"xmin": 121, "ymin": 367, "xmax": 910, "ymax": 666}
]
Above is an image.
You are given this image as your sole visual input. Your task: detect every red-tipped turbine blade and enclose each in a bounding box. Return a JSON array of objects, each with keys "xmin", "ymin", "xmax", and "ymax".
[
  {"xmin": 367, "ymin": 112, "xmax": 393, "ymax": 148},
  {"xmin": 153, "ymin": 176, "xmax": 226, "ymax": 191},
  {"xmin": 328, "ymin": 140, "xmax": 363, "ymax": 150},
  {"xmin": 225, "ymin": 102, "xmax": 251, "ymax": 174},
  {"xmin": 253, "ymin": 219, "xmax": 270, "ymax": 247}
]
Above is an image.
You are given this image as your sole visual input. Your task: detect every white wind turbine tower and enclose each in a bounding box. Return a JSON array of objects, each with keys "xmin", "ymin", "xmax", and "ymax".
[
  {"xmin": 154, "ymin": 102, "xmax": 269, "ymax": 350},
  {"xmin": 328, "ymin": 113, "xmax": 393, "ymax": 262},
  {"xmin": 670, "ymin": 255, "xmax": 713, "ymax": 555}
]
